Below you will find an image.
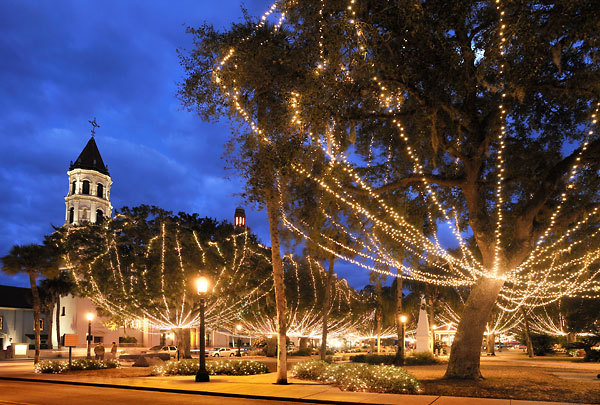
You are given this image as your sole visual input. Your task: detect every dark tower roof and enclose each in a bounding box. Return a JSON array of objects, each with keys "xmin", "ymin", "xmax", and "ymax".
[{"xmin": 69, "ymin": 137, "xmax": 109, "ymax": 175}]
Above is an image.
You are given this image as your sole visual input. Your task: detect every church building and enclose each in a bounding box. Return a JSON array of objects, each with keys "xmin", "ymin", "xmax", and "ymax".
[{"xmin": 64, "ymin": 136, "xmax": 112, "ymax": 226}]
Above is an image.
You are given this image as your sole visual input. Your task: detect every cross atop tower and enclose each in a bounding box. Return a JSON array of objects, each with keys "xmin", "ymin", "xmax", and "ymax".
[{"xmin": 88, "ymin": 117, "xmax": 100, "ymax": 137}]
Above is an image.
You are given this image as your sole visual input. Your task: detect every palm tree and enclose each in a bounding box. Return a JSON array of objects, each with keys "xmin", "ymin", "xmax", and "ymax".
[
  {"xmin": 1, "ymin": 244, "xmax": 60, "ymax": 363},
  {"xmin": 39, "ymin": 273, "xmax": 75, "ymax": 349}
]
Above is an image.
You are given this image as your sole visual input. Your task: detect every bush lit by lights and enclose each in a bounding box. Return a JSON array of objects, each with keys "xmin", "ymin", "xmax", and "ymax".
[
  {"xmin": 150, "ymin": 359, "xmax": 269, "ymax": 376},
  {"xmin": 292, "ymin": 360, "xmax": 421, "ymax": 394},
  {"xmin": 34, "ymin": 359, "xmax": 120, "ymax": 374},
  {"xmin": 351, "ymin": 352, "xmax": 438, "ymax": 366},
  {"xmin": 34, "ymin": 360, "xmax": 69, "ymax": 374}
]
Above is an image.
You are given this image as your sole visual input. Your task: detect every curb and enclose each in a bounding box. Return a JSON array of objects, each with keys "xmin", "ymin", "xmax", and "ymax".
[{"xmin": 0, "ymin": 376, "xmax": 369, "ymax": 405}]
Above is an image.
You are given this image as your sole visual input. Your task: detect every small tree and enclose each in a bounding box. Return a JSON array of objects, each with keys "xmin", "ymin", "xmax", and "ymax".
[
  {"xmin": 39, "ymin": 273, "xmax": 75, "ymax": 349},
  {"xmin": 1, "ymin": 244, "xmax": 60, "ymax": 362}
]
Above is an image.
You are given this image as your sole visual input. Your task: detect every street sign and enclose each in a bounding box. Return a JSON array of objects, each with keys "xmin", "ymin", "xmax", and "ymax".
[
  {"xmin": 62, "ymin": 334, "xmax": 79, "ymax": 367},
  {"xmin": 63, "ymin": 334, "xmax": 78, "ymax": 347}
]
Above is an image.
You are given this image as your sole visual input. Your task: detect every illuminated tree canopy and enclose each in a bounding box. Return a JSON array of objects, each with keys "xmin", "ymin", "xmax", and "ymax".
[{"xmin": 55, "ymin": 205, "xmax": 273, "ymax": 331}]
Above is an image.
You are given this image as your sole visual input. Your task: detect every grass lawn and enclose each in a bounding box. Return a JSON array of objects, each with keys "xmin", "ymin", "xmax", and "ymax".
[{"xmin": 405, "ymin": 357, "xmax": 600, "ymax": 404}]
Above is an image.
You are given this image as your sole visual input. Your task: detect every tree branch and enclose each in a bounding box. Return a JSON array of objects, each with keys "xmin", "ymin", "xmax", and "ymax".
[
  {"xmin": 519, "ymin": 137, "xmax": 600, "ymax": 228},
  {"xmin": 345, "ymin": 174, "xmax": 465, "ymax": 196}
]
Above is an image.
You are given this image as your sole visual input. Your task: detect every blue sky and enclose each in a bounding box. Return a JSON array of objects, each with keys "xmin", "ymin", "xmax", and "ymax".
[{"xmin": 0, "ymin": 0, "xmax": 377, "ymax": 289}]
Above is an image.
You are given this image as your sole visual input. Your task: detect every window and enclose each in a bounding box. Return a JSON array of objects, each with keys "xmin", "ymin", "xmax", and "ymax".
[
  {"xmin": 96, "ymin": 209, "xmax": 104, "ymax": 224},
  {"xmin": 97, "ymin": 183, "xmax": 104, "ymax": 198},
  {"xmin": 69, "ymin": 207, "xmax": 74, "ymax": 224},
  {"xmin": 93, "ymin": 336, "xmax": 104, "ymax": 344},
  {"xmin": 33, "ymin": 319, "xmax": 44, "ymax": 331},
  {"xmin": 71, "ymin": 181, "xmax": 76, "ymax": 195},
  {"xmin": 0, "ymin": 316, "xmax": 3, "ymax": 330},
  {"xmin": 61, "ymin": 307, "xmax": 65, "ymax": 316},
  {"xmin": 82, "ymin": 180, "xmax": 90, "ymax": 195}
]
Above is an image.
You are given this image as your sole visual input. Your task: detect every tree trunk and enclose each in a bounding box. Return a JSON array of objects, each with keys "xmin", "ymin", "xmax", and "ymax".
[
  {"xmin": 427, "ymin": 295, "xmax": 435, "ymax": 353},
  {"xmin": 520, "ymin": 307, "xmax": 534, "ymax": 358},
  {"xmin": 445, "ymin": 276, "xmax": 504, "ymax": 379},
  {"xmin": 45, "ymin": 309, "xmax": 53, "ymax": 350},
  {"xmin": 376, "ymin": 308, "xmax": 382, "ymax": 354},
  {"xmin": 175, "ymin": 329, "xmax": 183, "ymax": 360},
  {"xmin": 56, "ymin": 295, "xmax": 61, "ymax": 349},
  {"xmin": 487, "ymin": 333, "xmax": 495, "ymax": 356},
  {"xmin": 395, "ymin": 271, "xmax": 404, "ymax": 365},
  {"xmin": 266, "ymin": 192, "xmax": 288, "ymax": 384},
  {"xmin": 28, "ymin": 272, "xmax": 41, "ymax": 364},
  {"xmin": 183, "ymin": 328, "xmax": 191, "ymax": 358},
  {"xmin": 320, "ymin": 256, "xmax": 334, "ymax": 360}
]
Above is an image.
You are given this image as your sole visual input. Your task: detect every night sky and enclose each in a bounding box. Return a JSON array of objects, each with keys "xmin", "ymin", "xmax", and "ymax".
[{"xmin": 0, "ymin": 0, "xmax": 376, "ymax": 289}]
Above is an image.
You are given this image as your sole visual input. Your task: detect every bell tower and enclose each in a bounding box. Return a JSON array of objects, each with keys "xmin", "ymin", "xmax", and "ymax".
[
  {"xmin": 234, "ymin": 207, "xmax": 246, "ymax": 231},
  {"xmin": 65, "ymin": 119, "xmax": 113, "ymax": 226}
]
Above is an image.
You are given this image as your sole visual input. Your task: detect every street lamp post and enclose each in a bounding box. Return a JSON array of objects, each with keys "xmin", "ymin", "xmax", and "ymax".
[
  {"xmin": 86, "ymin": 313, "xmax": 94, "ymax": 359},
  {"xmin": 195, "ymin": 276, "xmax": 210, "ymax": 382},
  {"xmin": 399, "ymin": 314, "xmax": 407, "ymax": 367},
  {"xmin": 236, "ymin": 324, "xmax": 242, "ymax": 357}
]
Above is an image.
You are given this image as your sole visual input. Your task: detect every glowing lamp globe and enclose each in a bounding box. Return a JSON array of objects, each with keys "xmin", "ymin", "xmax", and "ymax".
[
  {"xmin": 196, "ymin": 276, "xmax": 209, "ymax": 295},
  {"xmin": 399, "ymin": 315, "xmax": 407, "ymax": 324},
  {"xmin": 86, "ymin": 313, "xmax": 94, "ymax": 322},
  {"xmin": 236, "ymin": 324, "xmax": 242, "ymax": 332}
]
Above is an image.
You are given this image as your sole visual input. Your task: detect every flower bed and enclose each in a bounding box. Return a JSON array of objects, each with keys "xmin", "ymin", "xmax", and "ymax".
[
  {"xmin": 34, "ymin": 359, "xmax": 120, "ymax": 374},
  {"xmin": 150, "ymin": 359, "xmax": 269, "ymax": 376},
  {"xmin": 292, "ymin": 360, "xmax": 420, "ymax": 394}
]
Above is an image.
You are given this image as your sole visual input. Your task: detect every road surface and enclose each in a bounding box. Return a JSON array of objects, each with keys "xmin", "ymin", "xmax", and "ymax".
[{"xmin": 0, "ymin": 380, "xmax": 319, "ymax": 405}]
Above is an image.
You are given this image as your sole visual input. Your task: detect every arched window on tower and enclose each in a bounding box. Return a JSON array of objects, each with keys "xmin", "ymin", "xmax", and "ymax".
[
  {"xmin": 69, "ymin": 207, "xmax": 74, "ymax": 224},
  {"xmin": 71, "ymin": 181, "xmax": 76, "ymax": 195},
  {"xmin": 97, "ymin": 183, "xmax": 104, "ymax": 198},
  {"xmin": 96, "ymin": 209, "xmax": 104, "ymax": 224},
  {"xmin": 82, "ymin": 180, "xmax": 90, "ymax": 195}
]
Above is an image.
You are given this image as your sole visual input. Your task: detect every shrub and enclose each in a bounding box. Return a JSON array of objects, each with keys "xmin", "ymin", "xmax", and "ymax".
[
  {"xmin": 119, "ymin": 336, "xmax": 138, "ymax": 344},
  {"xmin": 34, "ymin": 359, "xmax": 119, "ymax": 374},
  {"xmin": 207, "ymin": 359, "xmax": 269, "ymax": 375},
  {"xmin": 351, "ymin": 354, "xmax": 396, "ymax": 365},
  {"xmin": 70, "ymin": 359, "xmax": 120, "ymax": 370},
  {"xmin": 292, "ymin": 360, "xmax": 420, "ymax": 394},
  {"xmin": 405, "ymin": 351, "xmax": 438, "ymax": 365},
  {"xmin": 530, "ymin": 334, "xmax": 558, "ymax": 356},
  {"xmin": 289, "ymin": 348, "xmax": 312, "ymax": 356},
  {"xmin": 351, "ymin": 352, "xmax": 439, "ymax": 366},
  {"xmin": 151, "ymin": 359, "xmax": 198, "ymax": 376},
  {"xmin": 291, "ymin": 359, "xmax": 330, "ymax": 380},
  {"xmin": 35, "ymin": 360, "xmax": 69, "ymax": 374},
  {"xmin": 151, "ymin": 359, "xmax": 269, "ymax": 376},
  {"xmin": 584, "ymin": 349, "xmax": 600, "ymax": 362}
]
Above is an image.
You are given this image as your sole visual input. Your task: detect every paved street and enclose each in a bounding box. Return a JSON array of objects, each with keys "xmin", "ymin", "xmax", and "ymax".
[{"xmin": 0, "ymin": 380, "xmax": 319, "ymax": 405}]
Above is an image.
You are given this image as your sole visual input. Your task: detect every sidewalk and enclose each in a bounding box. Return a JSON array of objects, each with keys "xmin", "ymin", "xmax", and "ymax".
[{"xmin": 0, "ymin": 364, "xmax": 584, "ymax": 405}]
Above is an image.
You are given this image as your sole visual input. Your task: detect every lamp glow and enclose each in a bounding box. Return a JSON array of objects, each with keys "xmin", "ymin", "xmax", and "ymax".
[
  {"xmin": 86, "ymin": 313, "xmax": 94, "ymax": 322},
  {"xmin": 400, "ymin": 315, "xmax": 407, "ymax": 324},
  {"xmin": 236, "ymin": 324, "xmax": 242, "ymax": 331},
  {"xmin": 196, "ymin": 276, "xmax": 209, "ymax": 295}
]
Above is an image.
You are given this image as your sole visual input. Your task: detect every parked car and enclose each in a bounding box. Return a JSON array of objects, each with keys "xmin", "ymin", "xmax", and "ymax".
[
  {"xmin": 206, "ymin": 347, "xmax": 237, "ymax": 357},
  {"xmin": 145, "ymin": 345, "xmax": 178, "ymax": 358}
]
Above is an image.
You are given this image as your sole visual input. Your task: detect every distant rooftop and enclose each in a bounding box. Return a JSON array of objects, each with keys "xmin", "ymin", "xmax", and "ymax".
[
  {"xmin": 0, "ymin": 285, "xmax": 33, "ymax": 309},
  {"xmin": 69, "ymin": 137, "xmax": 109, "ymax": 175}
]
